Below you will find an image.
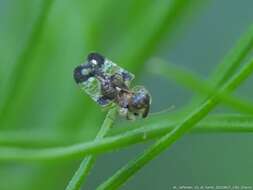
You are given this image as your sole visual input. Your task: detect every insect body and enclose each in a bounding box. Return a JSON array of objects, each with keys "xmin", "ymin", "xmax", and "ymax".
[{"xmin": 74, "ymin": 52, "xmax": 151, "ymax": 120}]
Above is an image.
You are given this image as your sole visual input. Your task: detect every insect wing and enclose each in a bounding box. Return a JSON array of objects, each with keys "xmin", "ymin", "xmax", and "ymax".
[
  {"xmin": 74, "ymin": 53, "xmax": 135, "ymax": 107},
  {"xmin": 102, "ymin": 59, "xmax": 135, "ymax": 87},
  {"xmin": 74, "ymin": 64, "xmax": 112, "ymax": 107},
  {"xmin": 79, "ymin": 76, "xmax": 102, "ymax": 103}
]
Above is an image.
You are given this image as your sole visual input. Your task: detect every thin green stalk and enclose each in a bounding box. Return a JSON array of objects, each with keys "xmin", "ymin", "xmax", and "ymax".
[
  {"xmin": 96, "ymin": 58, "xmax": 253, "ymax": 190},
  {"xmin": 189, "ymin": 24, "xmax": 253, "ymax": 111},
  {"xmin": 0, "ymin": 131, "xmax": 69, "ymax": 147},
  {"xmin": 1, "ymin": 113, "xmax": 253, "ymax": 161},
  {"xmin": 210, "ymin": 24, "xmax": 253, "ymax": 86},
  {"xmin": 149, "ymin": 59, "xmax": 253, "ymax": 115},
  {"xmin": 0, "ymin": 0, "xmax": 54, "ymax": 123},
  {"xmin": 115, "ymin": 0, "xmax": 201, "ymax": 72},
  {"xmin": 1, "ymin": 113, "xmax": 253, "ymax": 147},
  {"xmin": 58, "ymin": 0, "xmax": 116, "ymax": 131},
  {"xmin": 65, "ymin": 108, "xmax": 117, "ymax": 190}
]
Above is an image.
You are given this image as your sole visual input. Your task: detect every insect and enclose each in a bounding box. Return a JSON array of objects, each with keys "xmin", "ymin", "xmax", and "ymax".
[{"xmin": 73, "ymin": 52, "xmax": 151, "ymax": 120}]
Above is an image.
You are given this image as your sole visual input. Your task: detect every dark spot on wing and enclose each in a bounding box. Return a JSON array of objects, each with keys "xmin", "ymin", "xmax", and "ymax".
[
  {"xmin": 73, "ymin": 65, "xmax": 92, "ymax": 83},
  {"xmin": 122, "ymin": 71, "xmax": 132, "ymax": 81},
  {"xmin": 97, "ymin": 96, "xmax": 110, "ymax": 106},
  {"xmin": 87, "ymin": 52, "xmax": 105, "ymax": 67}
]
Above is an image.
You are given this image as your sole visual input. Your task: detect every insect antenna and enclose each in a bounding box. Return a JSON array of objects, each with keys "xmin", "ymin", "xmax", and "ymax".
[{"xmin": 149, "ymin": 105, "xmax": 175, "ymax": 116}]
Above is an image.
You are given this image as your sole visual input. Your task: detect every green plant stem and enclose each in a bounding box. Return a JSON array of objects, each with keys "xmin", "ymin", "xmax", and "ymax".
[
  {"xmin": 149, "ymin": 59, "xmax": 253, "ymax": 115},
  {"xmin": 0, "ymin": 131, "xmax": 69, "ymax": 147},
  {"xmin": 3, "ymin": 113, "xmax": 253, "ymax": 146},
  {"xmin": 65, "ymin": 108, "xmax": 117, "ymax": 190},
  {"xmin": 189, "ymin": 24, "xmax": 253, "ymax": 111},
  {"xmin": 210, "ymin": 24, "xmax": 253, "ymax": 86},
  {"xmin": 117, "ymin": 0, "xmax": 201, "ymax": 72},
  {"xmin": 96, "ymin": 57, "xmax": 253, "ymax": 190},
  {"xmin": 0, "ymin": 0, "xmax": 54, "ymax": 123},
  {"xmin": 1, "ymin": 113, "xmax": 253, "ymax": 161}
]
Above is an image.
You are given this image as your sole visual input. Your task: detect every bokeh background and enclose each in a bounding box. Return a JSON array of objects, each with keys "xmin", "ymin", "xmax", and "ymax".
[{"xmin": 0, "ymin": 0, "xmax": 253, "ymax": 189}]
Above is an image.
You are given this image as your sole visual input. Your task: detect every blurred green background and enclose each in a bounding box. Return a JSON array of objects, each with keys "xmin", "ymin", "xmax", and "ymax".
[{"xmin": 0, "ymin": 0, "xmax": 253, "ymax": 189}]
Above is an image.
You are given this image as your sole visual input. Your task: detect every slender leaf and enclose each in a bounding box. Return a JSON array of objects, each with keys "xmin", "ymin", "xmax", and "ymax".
[
  {"xmin": 0, "ymin": 0, "xmax": 54, "ymax": 124},
  {"xmin": 1, "ymin": 112, "xmax": 253, "ymax": 161},
  {"xmin": 149, "ymin": 59, "xmax": 253, "ymax": 115},
  {"xmin": 1, "ymin": 113, "xmax": 253, "ymax": 148},
  {"xmin": 211, "ymin": 24, "xmax": 253, "ymax": 86},
  {"xmin": 65, "ymin": 108, "xmax": 117, "ymax": 190}
]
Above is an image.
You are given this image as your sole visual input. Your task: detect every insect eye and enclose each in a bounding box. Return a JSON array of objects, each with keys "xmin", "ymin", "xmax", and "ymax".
[{"xmin": 87, "ymin": 52, "xmax": 105, "ymax": 66}]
